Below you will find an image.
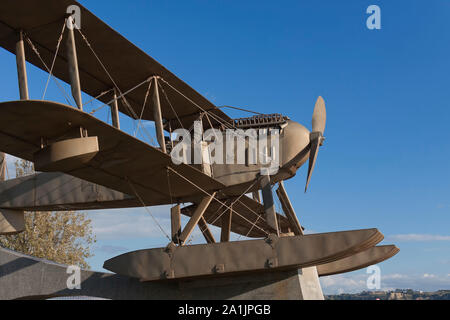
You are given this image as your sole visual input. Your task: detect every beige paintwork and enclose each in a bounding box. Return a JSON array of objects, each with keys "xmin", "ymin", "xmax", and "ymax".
[
  {"xmin": 103, "ymin": 228, "xmax": 384, "ymax": 282},
  {"xmin": 0, "ymin": 209, "xmax": 25, "ymax": 235},
  {"xmin": 0, "ymin": 0, "xmax": 399, "ymax": 292}
]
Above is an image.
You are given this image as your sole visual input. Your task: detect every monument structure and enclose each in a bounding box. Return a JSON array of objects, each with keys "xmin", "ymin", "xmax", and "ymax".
[{"xmin": 0, "ymin": 0, "xmax": 398, "ymax": 299}]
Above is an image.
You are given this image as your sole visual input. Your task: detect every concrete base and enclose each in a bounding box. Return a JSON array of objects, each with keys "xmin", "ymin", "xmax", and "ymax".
[
  {"xmin": 0, "ymin": 247, "xmax": 323, "ymax": 300},
  {"xmin": 298, "ymin": 267, "xmax": 325, "ymax": 300}
]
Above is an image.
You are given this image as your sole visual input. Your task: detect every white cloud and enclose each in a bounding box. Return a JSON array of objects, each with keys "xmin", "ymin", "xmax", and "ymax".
[
  {"xmin": 320, "ymin": 273, "xmax": 367, "ymax": 294},
  {"xmin": 383, "ymin": 273, "xmax": 408, "ymax": 280},
  {"xmin": 88, "ymin": 205, "xmax": 248, "ymax": 244},
  {"xmin": 88, "ymin": 206, "xmax": 173, "ymax": 240},
  {"xmin": 320, "ymin": 272, "xmax": 450, "ymax": 295},
  {"xmin": 386, "ymin": 234, "xmax": 450, "ymax": 242}
]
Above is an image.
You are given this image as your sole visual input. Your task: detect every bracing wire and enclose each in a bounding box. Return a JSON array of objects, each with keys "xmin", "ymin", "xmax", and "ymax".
[
  {"xmin": 134, "ymin": 78, "xmax": 153, "ymax": 138},
  {"xmin": 42, "ymin": 19, "xmax": 67, "ymax": 100},
  {"xmin": 126, "ymin": 178, "xmax": 171, "ymax": 241},
  {"xmin": 167, "ymin": 166, "xmax": 269, "ymax": 237},
  {"xmin": 25, "ymin": 35, "xmax": 73, "ymax": 106}
]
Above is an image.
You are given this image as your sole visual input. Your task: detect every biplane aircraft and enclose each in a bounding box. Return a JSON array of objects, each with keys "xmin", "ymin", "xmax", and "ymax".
[{"xmin": 0, "ymin": 0, "xmax": 397, "ymax": 282}]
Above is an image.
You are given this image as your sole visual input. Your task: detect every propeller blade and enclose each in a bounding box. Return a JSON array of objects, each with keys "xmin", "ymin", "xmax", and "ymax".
[
  {"xmin": 312, "ymin": 96, "xmax": 326, "ymax": 134},
  {"xmin": 305, "ymin": 135, "xmax": 320, "ymax": 192},
  {"xmin": 305, "ymin": 96, "xmax": 327, "ymax": 192}
]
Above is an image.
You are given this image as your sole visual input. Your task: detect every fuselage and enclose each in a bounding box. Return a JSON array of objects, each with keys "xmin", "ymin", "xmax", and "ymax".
[{"xmin": 183, "ymin": 118, "xmax": 312, "ymax": 196}]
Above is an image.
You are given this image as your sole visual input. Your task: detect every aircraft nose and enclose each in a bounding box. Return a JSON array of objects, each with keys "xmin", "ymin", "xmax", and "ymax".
[{"xmin": 280, "ymin": 120, "xmax": 310, "ymax": 168}]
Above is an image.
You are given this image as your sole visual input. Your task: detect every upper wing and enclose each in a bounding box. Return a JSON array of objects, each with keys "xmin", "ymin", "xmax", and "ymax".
[
  {"xmin": 0, "ymin": 0, "xmax": 231, "ymax": 129},
  {"xmin": 0, "ymin": 100, "xmax": 224, "ymax": 206}
]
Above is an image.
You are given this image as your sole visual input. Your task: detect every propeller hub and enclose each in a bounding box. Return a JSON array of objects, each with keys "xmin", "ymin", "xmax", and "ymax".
[{"xmin": 310, "ymin": 131, "xmax": 325, "ymax": 146}]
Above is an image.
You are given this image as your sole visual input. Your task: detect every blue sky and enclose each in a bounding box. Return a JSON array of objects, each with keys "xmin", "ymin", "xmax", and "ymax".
[{"xmin": 0, "ymin": 0, "xmax": 449, "ymax": 294}]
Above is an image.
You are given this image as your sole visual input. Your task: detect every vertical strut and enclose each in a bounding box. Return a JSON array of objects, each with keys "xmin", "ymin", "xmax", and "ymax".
[
  {"xmin": 252, "ymin": 191, "xmax": 261, "ymax": 203},
  {"xmin": 276, "ymin": 181, "xmax": 304, "ymax": 235},
  {"xmin": 260, "ymin": 174, "xmax": 279, "ymax": 236},
  {"xmin": 198, "ymin": 217, "xmax": 216, "ymax": 244},
  {"xmin": 16, "ymin": 31, "xmax": 29, "ymax": 100},
  {"xmin": 152, "ymin": 77, "xmax": 167, "ymax": 153},
  {"xmin": 0, "ymin": 152, "xmax": 6, "ymax": 181},
  {"xmin": 111, "ymin": 88, "xmax": 120, "ymax": 129},
  {"xmin": 170, "ymin": 204, "xmax": 181, "ymax": 244},
  {"xmin": 66, "ymin": 16, "xmax": 82, "ymax": 110},
  {"xmin": 178, "ymin": 193, "xmax": 216, "ymax": 245},
  {"xmin": 220, "ymin": 206, "xmax": 232, "ymax": 242}
]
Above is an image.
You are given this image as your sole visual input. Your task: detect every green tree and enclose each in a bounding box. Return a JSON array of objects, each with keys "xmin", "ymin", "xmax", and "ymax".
[{"xmin": 0, "ymin": 159, "xmax": 96, "ymax": 269}]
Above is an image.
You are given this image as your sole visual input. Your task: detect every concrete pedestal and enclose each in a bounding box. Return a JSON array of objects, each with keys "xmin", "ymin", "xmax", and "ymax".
[{"xmin": 0, "ymin": 247, "xmax": 323, "ymax": 300}]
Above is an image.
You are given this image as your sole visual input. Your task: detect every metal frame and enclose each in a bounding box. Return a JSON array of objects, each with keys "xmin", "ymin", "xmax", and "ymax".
[
  {"xmin": 260, "ymin": 174, "xmax": 279, "ymax": 236},
  {"xmin": 178, "ymin": 192, "xmax": 216, "ymax": 245},
  {"xmin": 276, "ymin": 181, "xmax": 304, "ymax": 235},
  {"xmin": 66, "ymin": 16, "xmax": 82, "ymax": 110},
  {"xmin": 15, "ymin": 30, "xmax": 29, "ymax": 100},
  {"xmin": 152, "ymin": 77, "xmax": 166, "ymax": 153},
  {"xmin": 111, "ymin": 88, "xmax": 120, "ymax": 129}
]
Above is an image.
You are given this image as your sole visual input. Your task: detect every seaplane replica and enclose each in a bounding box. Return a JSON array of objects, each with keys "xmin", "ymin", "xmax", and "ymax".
[{"xmin": 0, "ymin": 0, "xmax": 397, "ymax": 295}]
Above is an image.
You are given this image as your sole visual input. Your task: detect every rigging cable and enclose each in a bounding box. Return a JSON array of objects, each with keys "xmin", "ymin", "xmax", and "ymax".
[
  {"xmin": 158, "ymin": 81, "xmax": 184, "ymax": 130},
  {"xmin": 24, "ymin": 35, "xmax": 73, "ymax": 106},
  {"xmin": 158, "ymin": 78, "xmax": 234, "ymax": 130},
  {"xmin": 167, "ymin": 166, "xmax": 269, "ymax": 237},
  {"xmin": 74, "ymin": 24, "xmax": 144, "ymax": 122},
  {"xmin": 134, "ymin": 77, "xmax": 153, "ymax": 138},
  {"xmin": 42, "ymin": 19, "xmax": 66, "ymax": 100},
  {"xmin": 218, "ymin": 105, "xmax": 264, "ymax": 115},
  {"xmin": 74, "ymin": 28, "xmax": 158, "ymax": 146},
  {"xmin": 126, "ymin": 177, "xmax": 171, "ymax": 241}
]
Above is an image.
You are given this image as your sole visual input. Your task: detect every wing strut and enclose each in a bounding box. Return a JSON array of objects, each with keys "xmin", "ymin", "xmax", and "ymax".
[
  {"xmin": 260, "ymin": 174, "xmax": 280, "ymax": 236},
  {"xmin": 66, "ymin": 16, "xmax": 83, "ymax": 110},
  {"xmin": 152, "ymin": 77, "xmax": 167, "ymax": 153},
  {"xmin": 178, "ymin": 193, "xmax": 216, "ymax": 245},
  {"xmin": 276, "ymin": 181, "xmax": 304, "ymax": 235},
  {"xmin": 16, "ymin": 30, "xmax": 29, "ymax": 100},
  {"xmin": 198, "ymin": 216, "xmax": 216, "ymax": 244},
  {"xmin": 220, "ymin": 206, "xmax": 232, "ymax": 242},
  {"xmin": 167, "ymin": 166, "xmax": 270, "ymax": 237},
  {"xmin": 111, "ymin": 88, "xmax": 120, "ymax": 129},
  {"xmin": 170, "ymin": 204, "xmax": 181, "ymax": 244}
]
